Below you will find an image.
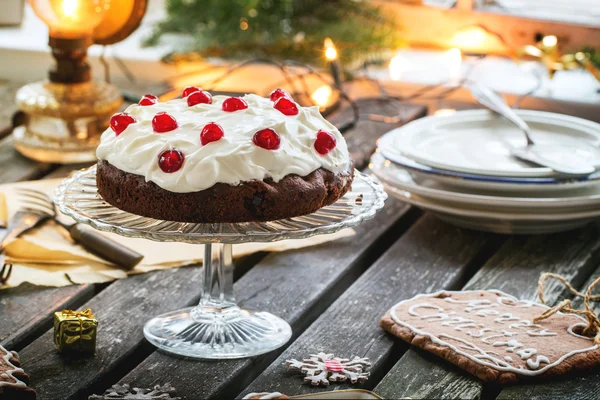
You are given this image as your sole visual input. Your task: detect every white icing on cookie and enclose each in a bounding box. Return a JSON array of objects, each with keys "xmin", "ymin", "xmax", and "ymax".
[
  {"xmin": 476, "ymin": 309, "xmax": 499, "ymax": 317},
  {"xmin": 527, "ymin": 356, "xmax": 550, "ymax": 369},
  {"xmin": 242, "ymin": 392, "xmax": 284, "ymax": 399},
  {"xmin": 495, "ymin": 314, "xmax": 521, "ymax": 323},
  {"xmin": 568, "ymin": 323, "xmax": 594, "ymax": 339},
  {"xmin": 526, "ymin": 328, "xmax": 557, "ymax": 337},
  {"xmin": 389, "ymin": 290, "xmax": 599, "ymax": 376},
  {"xmin": 97, "ymin": 93, "xmax": 352, "ymax": 193},
  {"xmin": 491, "ymin": 339, "xmax": 523, "ymax": 353},
  {"xmin": 466, "ymin": 328, "xmax": 493, "ymax": 338},
  {"xmin": 408, "ymin": 303, "xmax": 444, "ymax": 317},
  {"xmin": 516, "ymin": 348, "xmax": 537, "ymax": 359},
  {"xmin": 444, "ymin": 298, "xmax": 498, "ymax": 312},
  {"xmin": 0, "ymin": 348, "xmax": 26, "ymax": 388}
]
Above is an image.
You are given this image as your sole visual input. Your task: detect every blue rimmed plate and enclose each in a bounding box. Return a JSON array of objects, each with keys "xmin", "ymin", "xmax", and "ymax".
[{"xmin": 375, "ymin": 147, "xmax": 600, "ymax": 193}]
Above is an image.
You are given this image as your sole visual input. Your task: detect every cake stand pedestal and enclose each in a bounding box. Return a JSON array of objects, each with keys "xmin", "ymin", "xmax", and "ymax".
[
  {"xmin": 144, "ymin": 242, "xmax": 292, "ymax": 359},
  {"xmin": 55, "ymin": 166, "xmax": 386, "ymax": 359}
]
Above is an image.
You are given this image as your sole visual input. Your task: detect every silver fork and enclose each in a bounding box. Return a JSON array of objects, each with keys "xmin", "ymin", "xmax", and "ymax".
[
  {"xmin": 0, "ymin": 193, "xmax": 54, "ymax": 284},
  {"xmin": 8, "ymin": 189, "xmax": 143, "ymax": 270}
]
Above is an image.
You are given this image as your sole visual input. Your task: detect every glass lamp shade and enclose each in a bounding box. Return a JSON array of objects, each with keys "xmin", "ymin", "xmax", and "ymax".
[{"xmin": 28, "ymin": 0, "xmax": 111, "ymax": 39}]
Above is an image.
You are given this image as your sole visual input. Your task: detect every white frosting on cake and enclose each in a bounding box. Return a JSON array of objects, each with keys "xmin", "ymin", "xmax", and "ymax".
[{"xmin": 96, "ymin": 93, "xmax": 351, "ymax": 193}]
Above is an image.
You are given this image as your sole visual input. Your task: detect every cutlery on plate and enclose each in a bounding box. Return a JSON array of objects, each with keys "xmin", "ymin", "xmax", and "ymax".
[
  {"xmin": 14, "ymin": 189, "xmax": 144, "ymax": 270},
  {"xmin": 467, "ymin": 82, "xmax": 597, "ymax": 176}
]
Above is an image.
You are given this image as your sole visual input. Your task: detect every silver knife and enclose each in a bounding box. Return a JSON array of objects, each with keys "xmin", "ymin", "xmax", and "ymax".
[{"xmin": 0, "ymin": 210, "xmax": 51, "ymax": 253}]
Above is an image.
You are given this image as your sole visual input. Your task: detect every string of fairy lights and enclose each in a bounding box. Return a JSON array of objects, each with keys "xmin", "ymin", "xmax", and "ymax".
[{"xmin": 114, "ymin": 36, "xmax": 571, "ymax": 136}]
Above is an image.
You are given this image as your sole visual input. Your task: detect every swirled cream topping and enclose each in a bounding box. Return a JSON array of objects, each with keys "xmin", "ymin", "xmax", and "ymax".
[{"xmin": 97, "ymin": 93, "xmax": 351, "ymax": 193}]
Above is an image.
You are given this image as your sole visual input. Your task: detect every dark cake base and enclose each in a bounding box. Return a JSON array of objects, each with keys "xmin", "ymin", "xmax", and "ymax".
[{"xmin": 96, "ymin": 160, "xmax": 354, "ymax": 223}]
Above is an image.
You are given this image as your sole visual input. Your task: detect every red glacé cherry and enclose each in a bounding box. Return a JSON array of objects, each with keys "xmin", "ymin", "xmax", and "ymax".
[
  {"xmin": 110, "ymin": 113, "xmax": 135, "ymax": 135},
  {"xmin": 158, "ymin": 149, "xmax": 185, "ymax": 173},
  {"xmin": 187, "ymin": 90, "xmax": 213, "ymax": 106},
  {"xmin": 200, "ymin": 122, "xmax": 224, "ymax": 145},
  {"xmin": 182, "ymin": 86, "xmax": 201, "ymax": 97},
  {"xmin": 314, "ymin": 130, "xmax": 336, "ymax": 155},
  {"xmin": 222, "ymin": 97, "xmax": 248, "ymax": 112},
  {"xmin": 269, "ymin": 88, "xmax": 290, "ymax": 102},
  {"xmin": 274, "ymin": 97, "xmax": 298, "ymax": 116},
  {"xmin": 253, "ymin": 128, "xmax": 280, "ymax": 150},
  {"xmin": 152, "ymin": 112, "xmax": 178, "ymax": 133},
  {"xmin": 138, "ymin": 94, "xmax": 158, "ymax": 106}
]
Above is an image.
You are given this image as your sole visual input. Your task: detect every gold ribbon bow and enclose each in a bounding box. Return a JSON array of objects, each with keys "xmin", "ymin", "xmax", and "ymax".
[
  {"xmin": 60, "ymin": 308, "xmax": 95, "ymax": 319},
  {"xmin": 533, "ymin": 273, "xmax": 600, "ymax": 344}
]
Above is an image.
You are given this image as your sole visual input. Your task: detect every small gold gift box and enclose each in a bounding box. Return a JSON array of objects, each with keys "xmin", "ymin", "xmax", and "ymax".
[{"xmin": 54, "ymin": 308, "xmax": 97, "ymax": 354}]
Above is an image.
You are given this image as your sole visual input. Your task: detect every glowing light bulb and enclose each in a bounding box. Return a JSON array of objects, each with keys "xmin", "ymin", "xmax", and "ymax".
[
  {"xmin": 434, "ymin": 108, "xmax": 456, "ymax": 116},
  {"xmin": 324, "ymin": 38, "xmax": 338, "ymax": 61},
  {"xmin": 28, "ymin": 0, "xmax": 110, "ymax": 39},
  {"xmin": 445, "ymin": 48, "xmax": 462, "ymax": 82},
  {"xmin": 388, "ymin": 53, "xmax": 405, "ymax": 81},
  {"xmin": 542, "ymin": 35, "xmax": 558, "ymax": 48},
  {"xmin": 450, "ymin": 26, "xmax": 503, "ymax": 53},
  {"xmin": 311, "ymin": 85, "xmax": 333, "ymax": 107},
  {"xmin": 61, "ymin": 0, "xmax": 77, "ymax": 16},
  {"xmin": 524, "ymin": 45, "xmax": 543, "ymax": 57}
]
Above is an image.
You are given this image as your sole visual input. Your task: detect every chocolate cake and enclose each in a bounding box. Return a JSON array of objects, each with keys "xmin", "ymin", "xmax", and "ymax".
[{"xmin": 96, "ymin": 88, "xmax": 354, "ymax": 223}]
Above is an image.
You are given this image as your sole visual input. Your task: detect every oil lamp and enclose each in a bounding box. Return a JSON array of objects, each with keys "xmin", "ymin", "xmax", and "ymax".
[{"xmin": 14, "ymin": 0, "xmax": 146, "ymax": 163}]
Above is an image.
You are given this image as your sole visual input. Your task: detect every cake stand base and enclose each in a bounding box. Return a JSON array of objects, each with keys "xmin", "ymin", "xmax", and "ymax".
[
  {"xmin": 143, "ymin": 242, "xmax": 291, "ymax": 359},
  {"xmin": 144, "ymin": 306, "xmax": 291, "ymax": 359}
]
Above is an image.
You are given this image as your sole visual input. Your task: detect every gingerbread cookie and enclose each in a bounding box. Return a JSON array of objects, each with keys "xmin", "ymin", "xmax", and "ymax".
[
  {"xmin": 0, "ymin": 345, "xmax": 36, "ymax": 399},
  {"xmin": 380, "ymin": 290, "xmax": 600, "ymax": 384}
]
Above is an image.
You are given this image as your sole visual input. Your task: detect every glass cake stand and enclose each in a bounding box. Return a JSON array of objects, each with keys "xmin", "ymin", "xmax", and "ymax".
[{"xmin": 55, "ymin": 165, "xmax": 387, "ymax": 359}]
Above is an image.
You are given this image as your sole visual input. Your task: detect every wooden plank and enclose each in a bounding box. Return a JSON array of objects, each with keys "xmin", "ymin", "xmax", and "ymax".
[
  {"xmin": 112, "ymin": 198, "xmax": 417, "ymax": 399},
  {"xmin": 20, "ymin": 197, "xmax": 414, "ymax": 400},
  {"xmin": 497, "ymin": 266, "xmax": 600, "ymax": 400},
  {"xmin": 0, "ymin": 136, "xmax": 53, "ymax": 184},
  {"xmin": 327, "ymin": 98, "xmax": 426, "ymax": 170},
  {"xmin": 19, "ymin": 266, "xmax": 202, "ymax": 400},
  {"xmin": 0, "ymin": 284, "xmax": 94, "ymax": 351},
  {"xmin": 240, "ymin": 216, "xmax": 497, "ymax": 398},
  {"xmin": 374, "ymin": 224, "xmax": 600, "ymax": 400}
]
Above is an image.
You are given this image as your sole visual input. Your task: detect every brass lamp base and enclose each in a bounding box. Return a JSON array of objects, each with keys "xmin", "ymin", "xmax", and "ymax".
[{"xmin": 15, "ymin": 80, "xmax": 122, "ymax": 164}]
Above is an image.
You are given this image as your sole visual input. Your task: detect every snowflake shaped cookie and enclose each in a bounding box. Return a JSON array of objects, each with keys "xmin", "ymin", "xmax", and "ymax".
[
  {"xmin": 88, "ymin": 383, "xmax": 180, "ymax": 399},
  {"xmin": 285, "ymin": 352, "xmax": 371, "ymax": 386}
]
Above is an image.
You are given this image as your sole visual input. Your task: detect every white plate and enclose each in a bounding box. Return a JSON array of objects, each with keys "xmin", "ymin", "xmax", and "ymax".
[
  {"xmin": 381, "ymin": 109, "xmax": 600, "ymax": 177},
  {"xmin": 382, "ymin": 184, "xmax": 600, "ymax": 234},
  {"xmin": 376, "ymin": 149, "xmax": 600, "ymax": 193},
  {"xmin": 371, "ymin": 153, "xmax": 600, "ymax": 212}
]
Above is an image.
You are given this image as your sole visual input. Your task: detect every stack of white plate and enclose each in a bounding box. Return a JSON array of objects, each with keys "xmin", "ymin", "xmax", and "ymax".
[{"xmin": 372, "ymin": 109, "xmax": 600, "ymax": 234}]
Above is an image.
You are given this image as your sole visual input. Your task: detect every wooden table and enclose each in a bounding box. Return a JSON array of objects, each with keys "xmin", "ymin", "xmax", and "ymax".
[{"xmin": 1, "ymin": 86, "xmax": 600, "ymax": 400}]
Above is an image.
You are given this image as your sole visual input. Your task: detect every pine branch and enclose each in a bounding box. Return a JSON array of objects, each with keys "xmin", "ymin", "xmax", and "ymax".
[{"xmin": 143, "ymin": 0, "xmax": 401, "ymax": 64}]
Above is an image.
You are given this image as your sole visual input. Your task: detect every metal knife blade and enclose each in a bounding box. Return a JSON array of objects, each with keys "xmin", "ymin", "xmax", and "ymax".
[{"xmin": 0, "ymin": 211, "xmax": 51, "ymax": 253}]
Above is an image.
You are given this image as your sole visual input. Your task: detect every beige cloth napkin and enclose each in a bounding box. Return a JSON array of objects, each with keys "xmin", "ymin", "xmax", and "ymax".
[{"xmin": 0, "ymin": 179, "xmax": 354, "ymax": 289}]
